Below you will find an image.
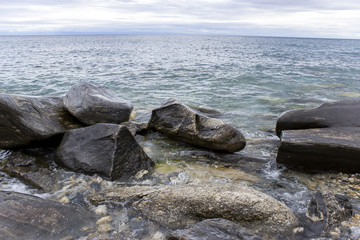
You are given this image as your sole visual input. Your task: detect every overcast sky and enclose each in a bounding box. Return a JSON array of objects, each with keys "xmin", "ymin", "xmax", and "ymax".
[{"xmin": 1, "ymin": 0, "xmax": 360, "ymax": 38}]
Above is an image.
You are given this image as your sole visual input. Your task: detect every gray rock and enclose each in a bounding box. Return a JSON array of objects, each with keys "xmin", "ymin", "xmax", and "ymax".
[
  {"xmin": 64, "ymin": 82, "xmax": 133, "ymax": 125},
  {"xmin": 120, "ymin": 121, "xmax": 149, "ymax": 136},
  {"xmin": 149, "ymin": 98, "xmax": 245, "ymax": 152},
  {"xmin": 0, "ymin": 191, "xmax": 93, "ymax": 240},
  {"xmin": 276, "ymin": 127, "xmax": 360, "ymax": 172},
  {"xmin": 55, "ymin": 123, "xmax": 154, "ymax": 180},
  {"xmin": 167, "ymin": 218, "xmax": 267, "ymax": 240},
  {"xmin": 295, "ymin": 191, "xmax": 352, "ymax": 239},
  {"xmin": 0, "ymin": 151, "xmax": 62, "ymax": 192},
  {"xmin": 276, "ymin": 100, "xmax": 360, "ymax": 137},
  {"xmin": 90, "ymin": 183, "xmax": 297, "ymax": 233},
  {"xmin": 0, "ymin": 94, "xmax": 83, "ymax": 149}
]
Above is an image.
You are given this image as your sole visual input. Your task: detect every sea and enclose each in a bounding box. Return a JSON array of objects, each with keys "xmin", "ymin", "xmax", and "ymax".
[{"xmin": 1, "ymin": 34, "xmax": 360, "ymax": 239}]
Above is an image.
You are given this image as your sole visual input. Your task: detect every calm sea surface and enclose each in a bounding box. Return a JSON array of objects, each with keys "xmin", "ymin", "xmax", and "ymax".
[
  {"xmin": 1, "ymin": 35, "xmax": 360, "ymax": 137},
  {"xmin": 1, "ymin": 34, "xmax": 360, "ymax": 238}
]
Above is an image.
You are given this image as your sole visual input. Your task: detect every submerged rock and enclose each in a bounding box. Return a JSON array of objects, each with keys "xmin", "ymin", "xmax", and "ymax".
[
  {"xmin": 0, "ymin": 191, "xmax": 93, "ymax": 240},
  {"xmin": 0, "ymin": 151, "xmax": 62, "ymax": 192},
  {"xmin": 149, "ymin": 98, "xmax": 245, "ymax": 152},
  {"xmin": 0, "ymin": 94, "xmax": 83, "ymax": 149},
  {"xmin": 276, "ymin": 100, "xmax": 360, "ymax": 137},
  {"xmin": 90, "ymin": 183, "xmax": 298, "ymax": 234},
  {"xmin": 296, "ymin": 191, "xmax": 352, "ymax": 239},
  {"xmin": 167, "ymin": 218, "xmax": 267, "ymax": 240},
  {"xmin": 64, "ymin": 82, "xmax": 133, "ymax": 125},
  {"xmin": 55, "ymin": 123, "xmax": 154, "ymax": 180},
  {"xmin": 276, "ymin": 127, "xmax": 360, "ymax": 172}
]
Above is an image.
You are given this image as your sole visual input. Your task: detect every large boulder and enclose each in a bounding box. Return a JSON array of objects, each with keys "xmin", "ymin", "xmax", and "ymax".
[
  {"xmin": 89, "ymin": 183, "xmax": 298, "ymax": 234},
  {"xmin": 276, "ymin": 127, "xmax": 360, "ymax": 172},
  {"xmin": 55, "ymin": 123, "xmax": 154, "ymax": 180},
  {"xmin": 276, "ymin": 100, "xmax": 360, "ymax": 137},
  {"xmin": 167, "ymin": 218, "xmax": 267, "ymax": 240},
  {"xmin": 64, "ymin": 82, "xmax": 133, "ymax": 125},
  {"xmin": 149, "ymin": 98, "xmax": 246, "ymax": 152},
  {"xmin": 0, "ymin": 191, "xmax": 93, "ymax": 240},
  {"xmin": 0, "ymin": 94, "xmax": 83, "ymax": 149}
]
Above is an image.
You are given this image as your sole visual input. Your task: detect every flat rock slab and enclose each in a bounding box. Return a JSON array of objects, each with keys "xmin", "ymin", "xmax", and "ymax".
[
  {"xmin": 277, "ymin": 127, "xmax": 360, "ymax": 172},
  {"xmin": 56, "ymin": 123, "xmax": 154, "ymax": 180},
  {"xmin": 149, "ymin": 98, "xmax": 245, "ymax": 152},
  {"xmin": 276, "ymin": 100, "xmax": 360, "ymax": 137},
  {"xmin": 0, "ymin": 94, "xmax": 83, "ymax": 149},
  {"xmin": 64, "ymin": 82, "xmax": 133, "ymax": 125},
  {"xmin": 0, "ymin": 191, "xmax": 93, "ymax": 240},
  {"xmin": 167, "ymin": 218, "xmax": 267, "ymax": 240},
  {"xmin": 89, "ymin": 183, "xmax": 297, "ymax": 234}
]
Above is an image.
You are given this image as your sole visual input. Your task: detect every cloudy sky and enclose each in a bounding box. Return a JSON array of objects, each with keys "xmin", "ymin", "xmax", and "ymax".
[{"xmin": 1, "ymin": 0, "xmax": 360, "ymax": 38}]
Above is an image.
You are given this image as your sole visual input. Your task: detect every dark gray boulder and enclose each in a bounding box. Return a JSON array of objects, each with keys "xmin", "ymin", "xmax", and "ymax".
[
  {"xmin": 0, "ymin": 94, "xmax": 83, "ymax": 149},
  {"xmin": 55, "ymin": 123, "xmax": 154, "ymax": 180},
  {"xmin": 276, "ymin": 127, "xmax": 360, "ymax": 172},
  {"xmin": 276, "ymin": 100, "xmax": 360, "ymax": 137},
  {"xmin": 149, "ymin": 98, "xmax": 246, "ymax": 152},
  {"xmin": 64, "ymin": 82, "xmax": 133, "ymax": 125},
  {"xmin": 0, "ymin": 191, "xmax": 93, "ymax": 240},
  {"xmin": 167, "ymin": 218, "xmax": 267, "ymax": 240}
]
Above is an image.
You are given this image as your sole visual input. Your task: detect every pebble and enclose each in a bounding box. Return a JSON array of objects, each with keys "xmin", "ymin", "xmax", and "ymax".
[
  {"xmin": 93, "ymin": 205, "xmax": 107, "ymax": 215},
  {"xmin": 96, "ymin": 216, "xmax": 113, "ymax": 225},
  {"xmin": 97, "ymin": 223, "xmax": 112, "ymax": 232}
]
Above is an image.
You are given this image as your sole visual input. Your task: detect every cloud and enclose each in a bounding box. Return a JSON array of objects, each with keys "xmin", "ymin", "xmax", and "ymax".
[{"xmin": 0, "ymin": 0, "xmax": 359, "ymax": 38}]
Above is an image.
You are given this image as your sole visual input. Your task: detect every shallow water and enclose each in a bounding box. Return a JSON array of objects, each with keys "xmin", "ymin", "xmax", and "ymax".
[{"xmin": 1, "ymin": 35, "xmax": 360, "ymax": 239}]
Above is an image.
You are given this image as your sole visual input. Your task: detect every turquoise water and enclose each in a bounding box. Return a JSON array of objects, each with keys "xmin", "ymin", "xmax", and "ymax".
[{"xmin": 1, "ymin": 34, "xmax": 360, "ymax": 154}]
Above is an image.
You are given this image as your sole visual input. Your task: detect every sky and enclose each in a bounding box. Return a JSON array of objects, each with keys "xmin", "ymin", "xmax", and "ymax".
[{"xmin": 0, "ymin": 0, "xmax": 360, "ymax": 39}]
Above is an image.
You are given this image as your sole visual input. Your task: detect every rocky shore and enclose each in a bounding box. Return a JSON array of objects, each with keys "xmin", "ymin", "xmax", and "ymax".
[{"xmin": 0, "ymin": 82, "xmax": 359, "ymax": 239}]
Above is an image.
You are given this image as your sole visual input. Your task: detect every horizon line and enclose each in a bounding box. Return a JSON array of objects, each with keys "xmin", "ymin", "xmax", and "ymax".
[{"xmin": 0, "ymin": 32, "xmax": 359, "ymax": 41}]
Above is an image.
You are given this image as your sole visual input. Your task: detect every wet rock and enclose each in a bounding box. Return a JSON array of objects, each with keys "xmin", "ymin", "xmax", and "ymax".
[
  {"xmin": 276, "ymin": 99, "xmax": 360, "ymax": 137},
  {"xmin": 64, "ymin": 82, "xmax": 133, "ymax": 125},
  {"xmin": 167, "ymin": 218, "xmax": 267, "ymax": 240},
  {"xmin": 0, "ymin": 191, "xmax": 93, "ymax": 240},
  {"xmin": 0, "ymin": 151, "xmax": 62, "ymax": 192},
  {"xmin": 121, "ymin": 121, "xmax": 149, "ymax": 136},
  {"xmin": 0, "ymin": 94, "xmax": 83, "ymax": 149},
  {"xmin": 149, "ymin": 98, "xmax": 246, "ymax": 152},
  {"xmin": 90, "ymin": 183, "xmax": 298, "ymax": 234},
  {"xmin": 296, "ymin": 191, "xmax": 352, "ymax": 239},
  {"xmin": 55, "ymin": 123, "xmax": 154, "ymax": 180},
  {"xmin": 276, "ymin": 128, "xmax": 360, "ymax": 172}
]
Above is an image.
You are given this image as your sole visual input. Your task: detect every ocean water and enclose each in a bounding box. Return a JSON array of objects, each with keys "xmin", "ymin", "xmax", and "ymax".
[{"xmin": 1, "ymin": 35, "xmax": 360, "ymax": 142}]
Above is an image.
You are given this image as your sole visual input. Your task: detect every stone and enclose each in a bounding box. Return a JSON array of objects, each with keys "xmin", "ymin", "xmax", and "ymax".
[
  {"xmin": 0, "ymin": 94, "xmax": 83, "ymax": 149},
  {"xmin": 0, "ymin": 191, "xmax": 93, "ymax": 240},
  {"xmin": 276, "ymin": 99, "xmax": 360, "ymax": 137},
  {"xmin": 89, "ymin": 183, "xmax": 298, "ymax": 234},
  {"xmin": 167, "ymin": 218, "xmax": 267, "ymax": 240},
  {"xmin": 295, "ymin": 191, "xmax": 352, "ymax": 239},
  {"xmin": 120, "ymin": 121, "xmax": 149, "ymax": 136},
  {"xmin": 149, "ymin": 98, "xmax": 245, "ymax": 152},
  {"xmin": 64, "ymin": 82, "xmax": 133, "ymax": 125},
  {"xmin": 276, "ymin": 127, "xmax": 360, "ymax": 172},
  {"xmin": 55, "ymin": 123, "xmax": 154, "ymax": 180},
  {"xmin": 0, "ymin": 151, "xmax": 62, "ymax": 192}
]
